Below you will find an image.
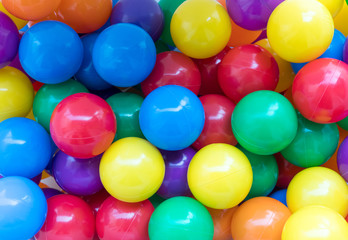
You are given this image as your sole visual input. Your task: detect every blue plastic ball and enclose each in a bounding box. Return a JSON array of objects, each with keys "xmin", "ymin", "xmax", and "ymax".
[
  {"xmin": 19, "ymin": 21, "xmax": 83, "ymax": 84},
  {"xmin": 139, "ymin": 85, "xmax": 205, "ymax": 151},
  {"xmin": 269, "ymin": 189, "xmax": 287, "ymax": 207}
]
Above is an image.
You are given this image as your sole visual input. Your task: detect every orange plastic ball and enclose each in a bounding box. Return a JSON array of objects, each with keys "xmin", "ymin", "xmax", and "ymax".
[{"xmin": 207, "ymin": 207, "xmax": 237, "ymax": 240}]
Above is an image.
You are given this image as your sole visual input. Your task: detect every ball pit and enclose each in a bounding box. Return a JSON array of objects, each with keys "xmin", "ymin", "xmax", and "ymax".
[{"xmin": 0, "ymin": 12, "xmax": 19, "ymax": 68}]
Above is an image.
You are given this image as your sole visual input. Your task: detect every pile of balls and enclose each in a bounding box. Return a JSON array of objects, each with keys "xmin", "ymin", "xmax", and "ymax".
[{"xmin": 1, "ymin": 0, "xmax": 348, "ymax": 239}]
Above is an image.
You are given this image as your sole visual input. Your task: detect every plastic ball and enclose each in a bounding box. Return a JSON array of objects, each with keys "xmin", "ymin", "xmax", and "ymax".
[
  {"xmin": 269, "ymin": 189, "xmax": 287, "ymax": 207},
  {"xmin": 33, "ymin": 79, "xmax": 89, "ymax": 132},
  {"xmin": 148, "ymin": 197, "xmax": 214, "ymax": 240},
  {"xmin": 0, "ymin": 67, "xmax": 34, "ymax": 122},
  {"xmin": 0, "ymin": 12, "xmax": 19, "ymax": 69},
  {"xmin": 188, "ymin": 144, "xmax": 253, "ymax": 209},
  {"xmin": 226, "ymin": 0, "xmax": 283, "ymax": 31},
  {"xmin": 192, "ymin": 94, "xmax": 237, "ymax": 150},
  {"xmin": 275, "ymin": 153, "xmax": 304, "ymax": 189},
  {"xmin": 19, "ymin": 21, "xmax": 84, "ymax": 84},
  {"xmin": 110, "ymin": 0, "xmax": 164, "ymax": 41},
  {"xmin": 83, "ymin": 189, "xmax": 110, "ymax": 215},
  {"xmin": 157, "ymin": 147, "xmax": 195, "ymax": 199},
  {"xmin": 0, "ymin": 118, "xmax": 52, "ymax": 178},
  {"xmin": 50, "ymin": 93, "xmax": 116, "ymax": 159},
  {"xmin": 317, "ymin": 0, "xmax": 344, "ymax": 17},
  {"xmin": 35, "ymin": 194, "xmax": 95, "ymax": 240},
  {"xmin": 139, "ymin": 85, "xmax": 205, "ymax": 151},
  {"xmin": 149, "ymin": 194, "xmax": 166, "ymax": 209},
  {"xmin": 0, "ymin": 176, "xmax": 47, "ymax": 240},
  {"xmin": 155, "ymin": 40, "xmax": 170, "ymax": 54},
  {"xmin": 281, "ymin": 112, "xmax": 339, "ymax": 167},
  {"xmin": 93, "ymin": 23, "xmax": 156, "ymax": 87},
  {"xmin": 100, "ymin": 137, "xmax": 165, "ymax": 202},
  {"xmin": 42, "ymin": 188, "xmax": 63, "ymax": 199},
  {"xmin": 207, "ymin": 207, "xmax": 237, "ymax": 240},
  {"xmin": 75, "ymin": 33, "xmax": 112, "ymax": 91},
  {"xmin": 96, "ymin": 197, "xmax": 154, "ymax": 240},
  {"xmin": 337, "ymin": 136, "xmax": 348, "ymax": 182},
  {"xmin": 267, "ymin": 0, "xmax": 334, "ymax": 63},
  {"xmin": 231, "ymin": 197, "xmax": 291, "ymax": 240},
  {"xmin": 90, "ymin": 87, "xmax": 121, "ymax": 100},
  {"xmin": 218, "ymin": 45, "xmax": 279, "ymax": 102},
  {"xmin": 170, "ymin": 0, "xmax": 231, "ymax": 59},
  {"xmin": 292, "ymin": 58, "xmax": 348, "ymax": 123},
  {"xmin": 334, "ymin": 3, "xmax": 348, "ymax": 37},
  {"xmin": 0, "ymin": 2, "xmax": 27, "ymax": 29},
  {"xmin": 141, "ymin": 51, "xmax": 201, "ymax": 96},
  {"xmin": 106, "ymin": 92, "xmax": 144, "ymax": 141},
  {"xmin": 282, "ymin": 206, "xmax": 348, "ymax": 240},
  {"xmin": 287, "ymin": 167, "xmax": 348, "ymax": 217},
  {"xmin": 232, "ymin": 90, "xmax": 298, "ymax": 155}
]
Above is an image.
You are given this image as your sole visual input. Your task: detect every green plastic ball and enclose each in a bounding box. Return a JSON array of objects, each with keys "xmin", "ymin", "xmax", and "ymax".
[{"xmin": 338, "ymin": 116, "xmax": 348, "ymax": 130}]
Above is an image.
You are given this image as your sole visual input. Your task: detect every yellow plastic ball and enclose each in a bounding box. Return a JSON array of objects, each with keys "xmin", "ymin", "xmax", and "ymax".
[
  {"xmin": 255, "ymin": 39, "xmax": 295, "ymax": 93},
  {"xmin": 170, "ymin": 0, "xmax": 231, "ymax": 59},
  {"xmin": 334, "ymin": 2, "xmax": 348, "ymax": 36},
  {"xmin": 99, "ymin": 137, "xmax": 165, "ymax": 203},
  {"xmin": 187, "ymin": 143, "xmax": 253, "ymax": 209},
  {"xmin": 287, "ymin": 167, "xmax": 348, "ymax": 217},
  {"xmin": 282, "ymin": 206, "xmax": 348, "ymax": 240},
  {"xmin": 267, "ymin": 0, "xmax": 334, "ymax": 63},
  {"xmin": 0, "ymin": 2, "xmax": 28, "ymax": 30},
  {"xmin": 0, "ymin": 67, "xmax": 34, "ymax": 122},
  {"xmin": 317, "ymin": 0, "xmax": 344, "ymax": 17}
]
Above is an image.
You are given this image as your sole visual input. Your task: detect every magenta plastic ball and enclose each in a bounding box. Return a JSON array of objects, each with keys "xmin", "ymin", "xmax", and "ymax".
[
  {"xmin": 337, "ymin": 136, "xmax": 348, "ymax": 182},
  {"xmin": 52, "ymin": 151, "xmax": 103, "ymax": 196}
]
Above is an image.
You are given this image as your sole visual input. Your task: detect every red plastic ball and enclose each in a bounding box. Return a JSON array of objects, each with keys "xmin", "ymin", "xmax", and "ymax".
[
  {"xmin": 275, "ymin": 153, "xmax": 304, "ymax": 189},
  {"xmin": 35, "ymin": 194, "xmax": 95, "ymax": 240},
  {"xmin": 83, "ymin": 189, "xmax": 110, "ymax": 216},
  {"xmin": 292, "ymin": 58, "xmax": 348, "ymax": 123},
  {"xmin": 50, "ymin": 93, "xmax": 116, "ymax": 159},
  {"xmin": 141, "ymin": 51, "xmax": 201, "ymax": 96},
  {"xmin": 192, "ymin": 94, "xmax": 237, "ymax": 150},
  {"xmin": 96, "ymin": 196, "xmax": 154, "ymax": 240},
  {"xmin": 218, "ymin": 44, "xmax": 279, "ymax": 102}
]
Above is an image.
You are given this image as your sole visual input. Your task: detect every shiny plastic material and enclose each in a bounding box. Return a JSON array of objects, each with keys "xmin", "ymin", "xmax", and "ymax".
[
  {"xmin": 232, "ymin": 90, "xmax": 298, "ymax": 155},
  {"xmin": 287, "ymin": 167, "xmax": 348, "ymax": 217},
  {"xmin": 269, "ymin": 189, "xmax": 287, "ymax": 206},
  {"xmin": 96, "ymin": 197, "xmax": 154, "ymax": 240},
  {"xmin": 334, "ymin": 3, "xmax": 348, "ymax": 36},
  {"xmin": 42, "ymin": 188, "xmax": 62, "ymax": 199},
  {"xmin": 100, "ymin": 137, "xmax": 165, "ymax": 202},
  {"xmin": 218, "ymin": 45, "xmax": 279, "ymax": 102},
  {"xmin": 0, "ymin": 12, "xmax": 19, "ymax": 68},
  {"xmin": 267, "ymin": 0, "xmax": 334, "ymax": 63},
  {"xmin": 231, "ymin": 197, "xmax": 291, "ymax": 240},
  {"xmin": 170, "ymin": 0, "xmax": 231, "ymax": 59},
  {"xmin": 188, "ymin": 144, "xmax": 253, "ymax": 209},
  {"xmin": 207, "ymin": 207, "xmax": 237, "ymax": 240},
  {"xmin": 337, "ymin": 136, "xmax": 348, "ymax": 181},
  {"xmin": 292, "ymin": 58, "xmax": 348, "ymax": 123},
  {"xmin": 139, "ymin": 85, "xmax": 205, "ymax": 151},
  {"xmin": 275, "ymin": 153, "xmax": 304, "ymax": 189},
  {"xmin": 50, "ymin": 93, "xmax": 116, "ymax": 159},
  {"xmin": 317, "ymin": 0, "xmax": 344, "ymax": 17},
  {"xmin": 141, "ymin": 51, "xmax": 201, "ymax": 96},
  {"xmin": 0, "ymin": 2, "xmax": 27, "ymax": 29},
  {"xmin": 83, "ymin": 189, "xmax": 110, "ymax": 216},
  {"xmin": 35, "ymin": 195, "xmax": 95, "ymax": 240},
  {"xmin": 148, "ymin": 197, "xmax": 214, "ymax": 240}
]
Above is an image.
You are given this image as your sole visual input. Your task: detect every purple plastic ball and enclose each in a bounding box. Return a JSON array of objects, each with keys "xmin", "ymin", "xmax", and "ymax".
[
  {"xmin": 226, "ymin": 0, "xmax": 284, "ymax": 31},
  {"xmin": 42, "ymin": 188, "xmax": 62, "ymax": 199},
  {"xmin": 0, "ymin": 12, "xmax": 20, "ymax": 68},
  {"xmin": 157, "ymin": 147, "xmax": 196, "ymax": 199},
  {"xmin": 337, "ymin": 136, "xmax": 348, "ymax": 181},
  {"xmin": 110, "ymin": 0, "xmax": 164, "ymax": 41},
  {"xmin": 52, "ymin": 151, "xmax": 103, "ymax": 196},
  {"xmin": 343, "ymin": 38, "xmax": 348, "ymax": 64}
]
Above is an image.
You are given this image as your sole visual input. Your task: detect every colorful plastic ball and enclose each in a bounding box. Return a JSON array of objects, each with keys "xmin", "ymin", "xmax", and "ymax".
[
  {"xmin": 0, "ymin": 67, "xmax": 34, "ymax": 122},
  {"xmin": 33, "ymin": 79, "xmax": 89, "ymax": 132},
  {"xmin": 42, "ymin": 188, "xmax": 63, "ymax": 199},
  {"xmin": 149, "ymin": 197, "xmax": 214, "ymax": 240},
  {"xmin": 226, "ymin": 0, "xmax": 283, "ymax": 31},
  {"xmin": 157, "ymin": 147, "xmax": 195, "ymax": 199},
  {"xmin": 0, "ymin": 2, "xmax": 27, "ymax": 29},
  {"xmin": 207, "ymin": 207, "xmax": 237, "ymax": 240},
  {"xmin": 155, "ymin": 40, "xmax": 170, "ymax": 54},
  {"xmin": 50, "ymin": 93, "xmax": 116, "ymax": 159},
  {"xmin": 269, "ymin": 189, "xmax": 287, "ymax": 207},
  {"xmin": 149, "ymin": 194, "xmax": 166, "ymax": 209},
  {"xmin": 106, "ymin": 92, "xmax": 144, "ymax": 141},
  {"xmin": 317, "ymin": 0, "xmax": 344, "ymax": 17},
  {"xmin": 281, "ymin": 112, "xmax": 339, "ymax": 168},
  {"xmin": 93, "ymin": 23, "xmax": 156, "ymax": 87},
  {"xmin": 110, "ymin": 0, "xmax": 164, "ymax": 41},
  {"xmin": 96, "ymin": 197, "xmax": 154, "ymax": 240},
  {"xmin": 337, "ymin": 136, "xmax": 348, "ymax": 182},
  {"xmin": 75, "ymin": 33, "xmax": 112, "ymax": 91},
  {"xmin": 275, "ymin": 153, "xmax": 304, "ymax": 188},
  {"xmin": 334, "ymin": 3, "xmax": 348, "ymax": 37},
  {"xmin": 237, "ymin": 145, "xmax": 278, "ymax": 200},
  {"xmin": 232, "ymin": 90, "xmax": 298, "ymax": 155},
  {"xmin": 231, "ymin": 197, "xmax": 290, "ymax": 240},
  {"xmin": 35, "ymin": 194, "xmax": 95, "ymax": 240},
  {"xmin": 83, "ymin": 189, "xmax": 110, "ymax": 215},
  {"xmin": 267, "ymin": 0, "xmax": 334, "ymax": 63},
  {"xmin": 188, "ymin": 144, "xmax": 252, "ymax": 209},
  {"xmin": 139, "ymin": 85, "xmax": 205, "ymax": 151},
  {"xmin": 141, "ymin": 51, "xmax": 201, "ymax": 96},
  {"xmin": 170, "ymin": 0, "xmax": 231, "ymax": 59},
  {"xmin": 0, "ymin": 118, "xmax": 52, "ymax": 178},
  {"xmin": 19, "ymin": 21, "xmax": 83, "ymax": 84},
  {"xmin": 192, "ymin": 94, "xmax": 237, "ymax": 150},
  {"xmin": 218, "ymin": 44, "xmax": 279, "ymax": 102},
  {"xmin": 0, "ymin": 176, "xmax": 47, "ymax": 240},
  {"xmin": 292, "ymin": 58, "xmax": 348, "ymax": 123},
  {"xmin": 287, "ymin": 167, "xmax": 348, "ymax": 217},
  {"xmin": 0, "ymin": 12, "xmax": 19, "ymax": 69},
  {"xmin": 100, "ymin": 137, "xmax": 165, "ymax": 202},
  {"xmin": 282, "ymin": 206, "xmax": 348, "ymax": 240}
]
